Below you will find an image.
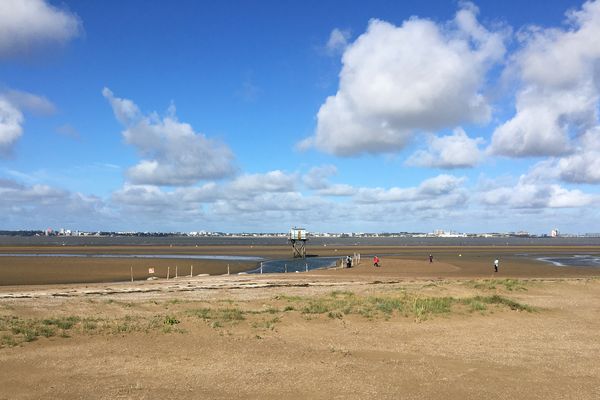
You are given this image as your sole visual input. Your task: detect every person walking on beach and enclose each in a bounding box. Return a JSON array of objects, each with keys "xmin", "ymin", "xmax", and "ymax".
[
  {"xmin": 494, "ymin": 258, "xmax": 499, "ymax": 273},
  {"xmin": 429, "ymin": 254, "xmax": 433, "ymax": 263},
  {"xmin": 346, "ymin": 256, "xmax": 352, "ymax": 268},
  {"xmin": 373, "ymin": 255, "xmax": 380, "ymax": 268}
]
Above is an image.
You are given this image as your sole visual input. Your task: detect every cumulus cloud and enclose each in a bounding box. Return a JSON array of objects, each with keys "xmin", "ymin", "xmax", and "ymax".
[
  {"xmin": 555, "ymin": 130, "xmax": 600, "ymax": 183},
  {"xmin": 302, "ymin": 165, "xmax": 338, "ymax": 190},
  {"xmin": 0, "ymin": 0, "xmax": 81, "ymax": 58},
  {"xmin": 0, "ymin": 97, "xmax": 24, "ymax": 158},
  {"xmin": 0, "ymin": 178, "xmax": 111, "ymax": 228},
  {"xmin": 301, "ymin": 165, "xmax": 355, "ymax": 196},
  {"xmin": 103, "ymin": 88, "xmax": 236, "ymax": 186},
  {"xmin": 0, "ymin": 178, "xmax": 65, "ymax": 203},
  {"xmin": 406, "ymin": 128, "xmax": 484, "ymax": 168},
  {"xmin": 111, "ymin": 170, "xmax": 301, "ymax": 219},
  {"xmin": 111, "ymin": 184, "xmax": 217, "ymax": 222},
  {"xmin": 480, "ymin": 180, "xmax": 594, "ymax": 209},
  {"xmin": 326, "ymin": 28, "xmax": 351, "ymax": 54},
  {"xmin": 490, "ymin": 0, "xmax": 600, "ymax": 157},
  {"xmin": 229, "ymin": 170, "xmax": 296, "ymax": 195},
  {"xmin": 303, "ymin": 2, "xmax": 505, "ymax": 156},
  {"xmin": 355, "ymin": 175, "xmax": 467, "ymax": 208},
  {"xmin": 317, "ymin": 184, "xmax": 355, "ymax": 197},
  {"xmin": 0, "ymin": 90, "xmax": 58, "ymax": 157},
  {"xmin": 525, "ymin": 128, "xmax": 600, "ymax": 184}
]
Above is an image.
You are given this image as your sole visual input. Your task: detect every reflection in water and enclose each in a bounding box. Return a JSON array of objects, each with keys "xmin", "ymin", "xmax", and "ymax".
[
  {"xmin": 246, "ymin": 257, "xmax": 340, "ymax": 274},
  {"xmin": 535, "ymin": 255, "xmax": 600, "ymax": 267}
]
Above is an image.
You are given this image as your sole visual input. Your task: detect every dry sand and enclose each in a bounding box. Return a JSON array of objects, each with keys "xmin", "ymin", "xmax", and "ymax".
[{"xmin": 1, "ymin": 247, "xmax": 599, "ymax": 399}]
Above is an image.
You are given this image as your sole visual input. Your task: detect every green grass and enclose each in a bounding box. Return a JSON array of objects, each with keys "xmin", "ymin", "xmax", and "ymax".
[
  {"xmin": 251, "ymin": 316, "xmax": 281, "ymax": 330},
  {"xmin": 42, "ymin": 316, "xmax": 80, "ymax": 330},
  {"xmin": 472, "ymin": 295, "xmax": 536, "ymax": 312},
  {"xmin": 290, "ymin": 291, "xmax": 536, "ymax": 321},
  {"xmin": 163, "ymin": 315, "xmax": 180, "ymax": 326},
  {"xmin": 273, "ymin": 294, "xmax": 303, "ymax": 302},
  {"xmin": 1, "ymin": 334, "xmax": 16, "ymax": 347},
  {"xmin": 466, "ymin": 279, "xmax": 528, "ymax": 292},
  {"xmin": 0, "ymin": 315, "xmax": 82, "ymax": 346},
  {"xmin": 188, "ymin": 307, "xmax": 245, "ymax": 325},
  {"xmin": 1, "ymin": 289, "xmax": 538, "ymax": 349}
]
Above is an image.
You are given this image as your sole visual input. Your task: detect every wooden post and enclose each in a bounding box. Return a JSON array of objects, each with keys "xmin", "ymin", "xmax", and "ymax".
[
  {"xmin": 175, "ymin": 265, "xmax": 178, "ymax": 278},
  {"xmin": 260, "ymin": 262, "xmax": 263, "ymax": 274},
  {"xmin": 305, "ymin": 263, "xmax": 308, "ymax": 272},
  {"xmin": 227, "ymin": 264, "xmax": 230, "ymax": 275},
  {"xmin": 284, "ymin": 264, "xmax": 287, "ymax": 273},
  {"xmin": 167, "ymin": 266, "xmax": 170, "ymax": 280},
  {"xmin": 130, "ymin": 266, "xmax": 133, "ymax": 283},
  {"xmin": 190, "ymin": 265, "xmax": 193, "ymax": 277}
]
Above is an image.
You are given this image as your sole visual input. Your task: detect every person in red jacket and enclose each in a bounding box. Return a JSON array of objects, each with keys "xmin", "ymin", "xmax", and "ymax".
[{"xmin": 373, "ymin": 255, "xmax": 380, "ymax": 267}]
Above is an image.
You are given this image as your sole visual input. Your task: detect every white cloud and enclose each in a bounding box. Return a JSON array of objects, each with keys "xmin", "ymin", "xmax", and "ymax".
[
  {"xmin": 489, "ymin": 0, "xmax": 600, "ymax": 157},
  {"xmin": 326, "ymin": 28, "xmax": 351, "ymax": 54},
  {"xmin": 0, "ymin": 97, "xmax": 24, "ymax": 158},
  {"xmin": 0, "ymin": 178, "xmax": 112, "ymax": 229},
  {"xmin": 0, "ymin": 178, "xmax": 65, "ymax": 203},
  {"xmin": 480, "ymin": 179, "xmax": 594, "ymax": 209},
  {"xmin": 302, "ymin": 165, "xmax": 337, "ymax": 190},
  {"xmin": 525, "ymin": 128, "xmax": 600, "ymax": 184},
  {"xmin": 0, "ymin": 90, "xmax": 58, "ymax": 157},
  {"xmin": 406, "ymin": 128, "xmax": 484, "ymax": 169},
  {"xmin": 556, "ymin": 127, "xmax": 600, "ymax": 184},
  {"xmin": 355, "ymin": 174, "xmax": 466, "ymax": 206},
  {"xmin": 0, "ymin": 0, "xmax": 81, "ymax": 58},
  {"xmin": 2, "ymin": 89, "xmax": 56, "ymax": 115},
  {"xmin": 317, "ymin": 184, "xmax": 355, "ymax": 197},
  {"xmin": 301, "ymin": 165, "xmax": 355, "ymax": 196},
  {"xmin": 303, "ymin": 2, "xmax": 506, "ymax": 156},
  {"xmin": 103, "ymin": 88, "xmax": 236, "ymax": 186},
  {"xmin": 111, "ymin": 170, "xmax": 300, "ymax": 218},
  {"xmin": 229, "ymin": 170, "xmax": 296, "ymax": 195}
]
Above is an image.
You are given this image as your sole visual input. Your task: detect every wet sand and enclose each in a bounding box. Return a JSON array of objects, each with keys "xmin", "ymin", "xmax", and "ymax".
[{"xmin": 1, "ymin": 245, "xmax": 599, "ymax": 286}]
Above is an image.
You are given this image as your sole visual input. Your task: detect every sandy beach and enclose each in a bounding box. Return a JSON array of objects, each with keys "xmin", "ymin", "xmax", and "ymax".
[
  {"xmin": 1, "ymin": 245, "xmax": 599, "ymax": 399},
  {"xmin": 1, "ymin": 244, "xmax": 599, "ymax": 286}
]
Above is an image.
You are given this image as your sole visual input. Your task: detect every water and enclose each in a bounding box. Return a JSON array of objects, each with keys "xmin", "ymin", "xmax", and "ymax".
[
  {"xmin": 0, "ymin": 253, "xmax": 264, "ymax": 261},
  {"xmin": 535, "ymin": 254, "xmax": 600, "ymax": 267},
  {"xmin": 246, "ymin": 257, "xmax": 340, "ymax": 274}
]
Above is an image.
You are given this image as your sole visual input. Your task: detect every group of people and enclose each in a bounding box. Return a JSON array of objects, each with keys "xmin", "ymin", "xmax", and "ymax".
[
  {"xmin": 342, "ymin": 253, "xmax": 502, "ymax": 272},
  {"xmin": 368, "ymin": 254, "xmax": 501, "ymax": 272}
]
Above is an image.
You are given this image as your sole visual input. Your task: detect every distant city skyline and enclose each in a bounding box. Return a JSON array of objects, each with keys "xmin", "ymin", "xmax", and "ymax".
[
  {"xmin": 1, "ymin": 0, "xmax": 600, "ymax": 233},
  {"xmin": 4, "ymin": 226, "xmax": 597, "ymax": 239}
]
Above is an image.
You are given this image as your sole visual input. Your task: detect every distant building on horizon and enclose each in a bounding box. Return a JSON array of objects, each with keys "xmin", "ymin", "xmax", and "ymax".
[{"xmin": 551, "ymin": 228, "xmax": 560, "ymax": 237}]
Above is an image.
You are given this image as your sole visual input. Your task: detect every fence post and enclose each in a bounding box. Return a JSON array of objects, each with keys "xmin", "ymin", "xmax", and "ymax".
[
  {"xmin": 227, "ymin": 264, "xmax": 230, "ymax": 275},
  {"xmin": 167, "ymin": 266, "xmax": 170, "ymax": 280}
]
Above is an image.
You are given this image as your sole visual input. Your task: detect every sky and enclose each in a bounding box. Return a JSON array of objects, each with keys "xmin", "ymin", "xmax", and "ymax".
[{"xmin": 1, "ymin": 0, "xmax": 600, "ymax": 234}]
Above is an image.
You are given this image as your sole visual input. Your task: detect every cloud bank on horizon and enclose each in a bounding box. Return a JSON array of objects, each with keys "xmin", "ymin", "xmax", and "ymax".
[{"xmin": 1, "ymin": 0, "xmax": 600, "ymax": 233}]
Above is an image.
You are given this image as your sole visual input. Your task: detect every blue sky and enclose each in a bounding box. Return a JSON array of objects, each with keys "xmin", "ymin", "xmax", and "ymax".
[{"xmin": 1, "ymin": 0, "xmax": 600, "ymax": 234}]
